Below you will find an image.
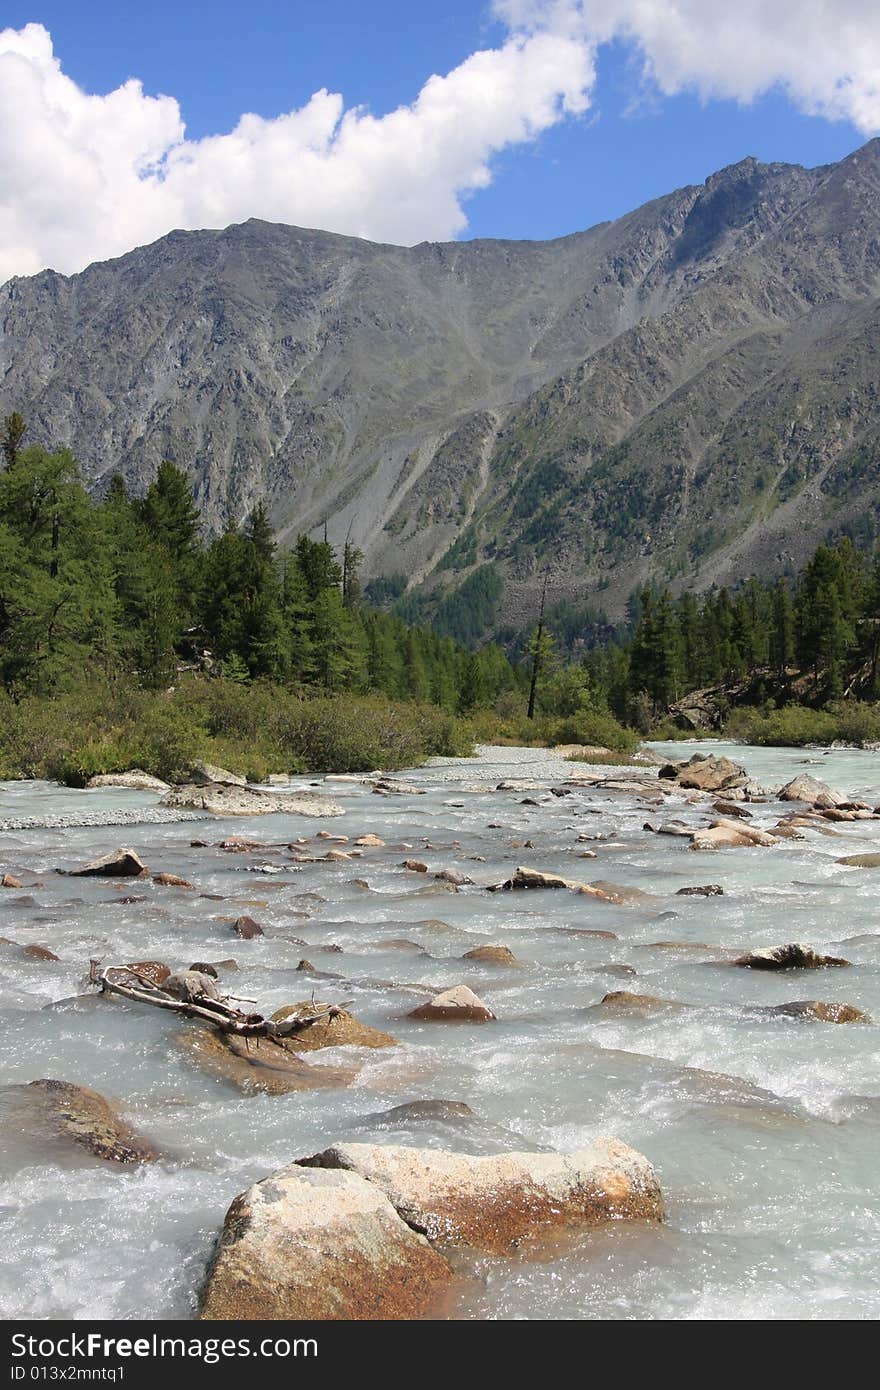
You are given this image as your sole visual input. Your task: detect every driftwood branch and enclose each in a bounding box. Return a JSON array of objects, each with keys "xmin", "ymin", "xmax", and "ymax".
[{"xmin": 88, "ymin": 962, "xmax": 352, "ymax": 1039}]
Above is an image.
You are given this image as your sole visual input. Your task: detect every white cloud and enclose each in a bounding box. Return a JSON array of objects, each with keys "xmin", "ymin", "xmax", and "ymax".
[
  {"xmin": 0, "ymin": 21, "xmax": 593, "ymax": 281},
  {"xmin": 2, "ymin": 3, "xmax": 879, "ymax": 284},
  {"xmin": 495, "ymin": 1, "xmax": 880, "ymax": 128}
]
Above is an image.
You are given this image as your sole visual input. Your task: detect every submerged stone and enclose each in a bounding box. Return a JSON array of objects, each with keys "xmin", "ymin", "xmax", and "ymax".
[
  {"xmin": 734, "ymin": 944, "xmax": 849, "ymax": 970},
  {"xmin": 21, "ymin": 1079, "xmax": 157, "ymax": 1163}
]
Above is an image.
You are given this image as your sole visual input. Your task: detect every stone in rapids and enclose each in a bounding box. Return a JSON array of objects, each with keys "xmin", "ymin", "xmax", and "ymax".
[
  {"xmin": 270, "ymin": 1003, "xmax": 397, "ymax": 1051},
  {"xmin": 198, "ymin": 1165, "xmax": 453, "ymax": 1320},
  {"xmin": 17, "ymin": 1079, "xmax": 157, "ymax": 1163},
  {"xmin": 408, "ymin": 986, "xmax": 496, "ymax": 1022},
  {"xmin": 734, "ymin": 944, "xmax": 850, "ymax": 970},
  {"xmin": 65, "ymin": 848, "xmax": 148, "ymax": 877},
  {"xmin": 299, "ymin": 1140, "xmax": 664, "ymax": 1253}
]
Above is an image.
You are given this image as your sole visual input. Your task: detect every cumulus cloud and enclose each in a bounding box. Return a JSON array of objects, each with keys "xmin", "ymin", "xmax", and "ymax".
[
  {"xmin": 2, "ymin": 3, "xmax": 879, "ymax": 283},
  {"xmin": 0, "ymin": 21, "xmax": 593, "ymax": 281},
  {"xmin": 495, "ymin": 1, "xmax": 880, "ymax": 129}
]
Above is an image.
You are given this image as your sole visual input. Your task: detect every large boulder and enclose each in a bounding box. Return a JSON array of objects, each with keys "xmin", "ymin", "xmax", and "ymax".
[
  {"xmin": 162, "ymin": 784, "xmax": 344, "ymax": 817},
  {"xmin": 408, "ymin": 986, "xmax": 496, "ymax": 1022},
  {"xmin": 65, "ymin": 848, "xmax": 147, "ymax": 877},
  {"xmin": 86, "ymin": 770, "xmax": 170, "ymax": 792},
  {"xmin": 270, "ymin": 1004, "xmax": 397, "ymax": 1051},
  {"xmin": 19, "ymin": 1079, "xmax": 157, "ymax": 1163},
  {"xmin": 188, "ymin": 761, "xmax": 247, "ymax": 787},
  {"xmin": 778, "ymin": 775, "xmax": 846, "ymax": 806},
  {"xmin": 734, "ymin": 944, "xmax": 849, "ymax": 970},
  {"xmin": 199, "ymin": 1164, "xmax": 452, "ymax": 1320},
  {"xmin": 300, "ymin": 1141, "xmax": 664, "ymax": 1253},
  {"xmin": 675, "ymin": 754, "xmax": 748, "ymax": 793}
]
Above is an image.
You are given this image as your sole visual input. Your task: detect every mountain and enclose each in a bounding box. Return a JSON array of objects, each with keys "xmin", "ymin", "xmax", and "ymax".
[{"xmin": 3, "ymin": 139, "xmax": 880, "ymax": 635}]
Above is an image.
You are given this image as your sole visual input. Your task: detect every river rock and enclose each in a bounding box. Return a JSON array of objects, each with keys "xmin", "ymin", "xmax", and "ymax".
[
  {"xmin": 734, "ymin": 944, "xmax": 850, "ymax": 970},
  {"xmin": 300, "ymin": 1140, "xmax": 664, "ymax": 1252},
  {"xmin": 401, "ymin": 860, "xmax": 428, "ymax": 873},
  {"xmin": 165, "ymin": 784, "xmax": 345, "ymax": 817},
  {"xmin": 1, "ymin": 874, "xmax": 23, "ymax": 888},
  {"xmin": 152, "ymin": 872, "xmax": 194, "ymax": 888},
  {"xmin": 187, "ymin": 760, "xmax": 247, "ymax": 787},
  {"xmin": 690, "ymin": 822, "xmax": 777, "ymax": 850},
  {"xmin": 461, "ymin": 945, "xmax": 520, "ymax": 966},
  {"xmin": 232, "ymin": 915, "xmax": 263, "ymax": 939},
  {"xmin": 676, "ymin": 754, "xmax": 748, "ymax": 793},
  {"xmin": 434, "ymin": 869, "xmax": 473, "ymax": 886},
  {"xmin": 66, "ymin": 848, "xmax": 148, "ymax": 877},
  {"xmin": 600, "ymin": 991, "xmax": 688, "ymax": 1015},
  {"xmin": 836, "ymin": 852, "xmax": 880, "ymax": 868},
  {"xmin": 198, "ymin": 1164, "xmax": 452, "ymax": 1320},
  {"xmin": 121, "ymin": 960, "xmax": 171, "ymax": 986},
  {"xmin": 759, "ymin": 1001, "xmax": 868, "ymax": 1023},
  {"xmin": 179, "ymin": 1026, "xmax": 356, "ymax": 1094},
  {"xmin": 712, "ymin": 800, "xmax": 752, "ymax": 819},
  {"xmin": 677, "ymin": 884, "xmax": 724, "ymax": 896},
  {"xmin": 23, "ymin": 943, "xmax": 59, "ymax": 961},
  {"xmin": 22, "ymin": 1079, "xmax": 157, "ymax": 1163},
  {"xmin": 408, "ymin": 986, "xmax": 496, "ymax": 1022},
  {"xmin": 86, "ymin": 770, "xmax": 170, "ymax": 792},
  {"xmin": 270, "ymin": 1003, "xmax": 397, "ymax": 1051},
  {"xmin": 355, "ymin": 834, "xmax": 385, "ymax": 847},
  {"xmin": 778, "ymin": 775, "xmax": 845, "ymax": 806}
]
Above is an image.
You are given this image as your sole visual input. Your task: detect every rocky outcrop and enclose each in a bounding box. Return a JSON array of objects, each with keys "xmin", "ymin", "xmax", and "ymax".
[
  {"xmin": 270, "ymin": 1004, "xmax": 397, "ymax": 1051},
  {"xmin": 408, "ymin": 986, "xmax": 496, "ymax": 1022},
  {"xmin": 778, "ymin": 775, "xmax": 845, "ymax": 806},
  {"xmin": 199, "ymin": 1165, "xmax": 452, "ymax": 1320},
  {"xmin": 162, "ymin": 784, "xmax": 344, "ymax": 817},
  {"xmin": 20, "ymin": 1079, "xmax": 157, "ymax": 1163},
  {"xmin": 65, "ymin": 848, "xmax": 147, "ymax": 877},
  {"xmin": 301, "ymin": 1141, "xmax": 664, "ymax": 1252},
  {"xmin": 734, "ymin": 943, "xmax": 849, "ymax": 969}
]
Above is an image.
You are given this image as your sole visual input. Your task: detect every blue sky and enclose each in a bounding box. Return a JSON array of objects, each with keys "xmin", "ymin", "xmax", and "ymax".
[{"xmin": 0, "ymin": 2, "xmax": 875, "ymax": 279}]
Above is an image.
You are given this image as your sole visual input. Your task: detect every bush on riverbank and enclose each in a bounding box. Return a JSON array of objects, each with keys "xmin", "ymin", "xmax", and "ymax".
[
  {"xmin": 462, "ymin": 695, "xmax": 639, "ymax": 754},
  {"xmin": 724, "ymin": 701, "xmax": 880, "ymax": 747},
  {"xmin": 0, "ymin": 678, "xmax": 473, "ymax": 783}
]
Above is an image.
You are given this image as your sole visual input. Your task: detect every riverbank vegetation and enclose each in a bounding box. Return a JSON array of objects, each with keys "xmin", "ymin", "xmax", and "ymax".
[{"xmin": 4, "ymin": 418, "xmax": 880, "ymax": 775}]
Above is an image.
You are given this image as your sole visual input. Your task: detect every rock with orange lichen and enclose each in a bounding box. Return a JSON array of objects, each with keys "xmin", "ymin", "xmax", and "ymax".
[{"xmin": 299, "ymin": 1141, "xmax": 664, "ymax": 1253}]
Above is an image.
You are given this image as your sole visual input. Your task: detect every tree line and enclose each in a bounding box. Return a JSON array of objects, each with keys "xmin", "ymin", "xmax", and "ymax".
[
  {"xmin": 0, "ymin": 422, "xmax": 515, "ymax": 710},
  {"xmin": 578, "ymin": 536, "xmax": 880, "ymax": 726}
]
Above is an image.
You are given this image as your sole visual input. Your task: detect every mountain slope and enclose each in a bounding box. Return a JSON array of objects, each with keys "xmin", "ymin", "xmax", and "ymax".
[{"xmin": 2, "ymin": 140, "xmax": 879, "ymax": 630}]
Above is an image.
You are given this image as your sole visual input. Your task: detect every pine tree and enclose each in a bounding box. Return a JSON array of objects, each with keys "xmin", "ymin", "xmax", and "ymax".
[{"xmin": 1, "ymin": 413, "xmax": 28, "ymax": 468}]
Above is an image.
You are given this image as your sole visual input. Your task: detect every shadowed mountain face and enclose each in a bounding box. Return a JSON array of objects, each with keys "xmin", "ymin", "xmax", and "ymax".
[{"xmin": 3, "ymin": 139, "xmax": 880, "ymax": 627}]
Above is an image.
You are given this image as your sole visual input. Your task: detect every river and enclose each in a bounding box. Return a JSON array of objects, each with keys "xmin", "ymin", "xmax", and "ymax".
[{"xmin": 0, "ymin": 741, "xmax": 878, "ymax": 1320}]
